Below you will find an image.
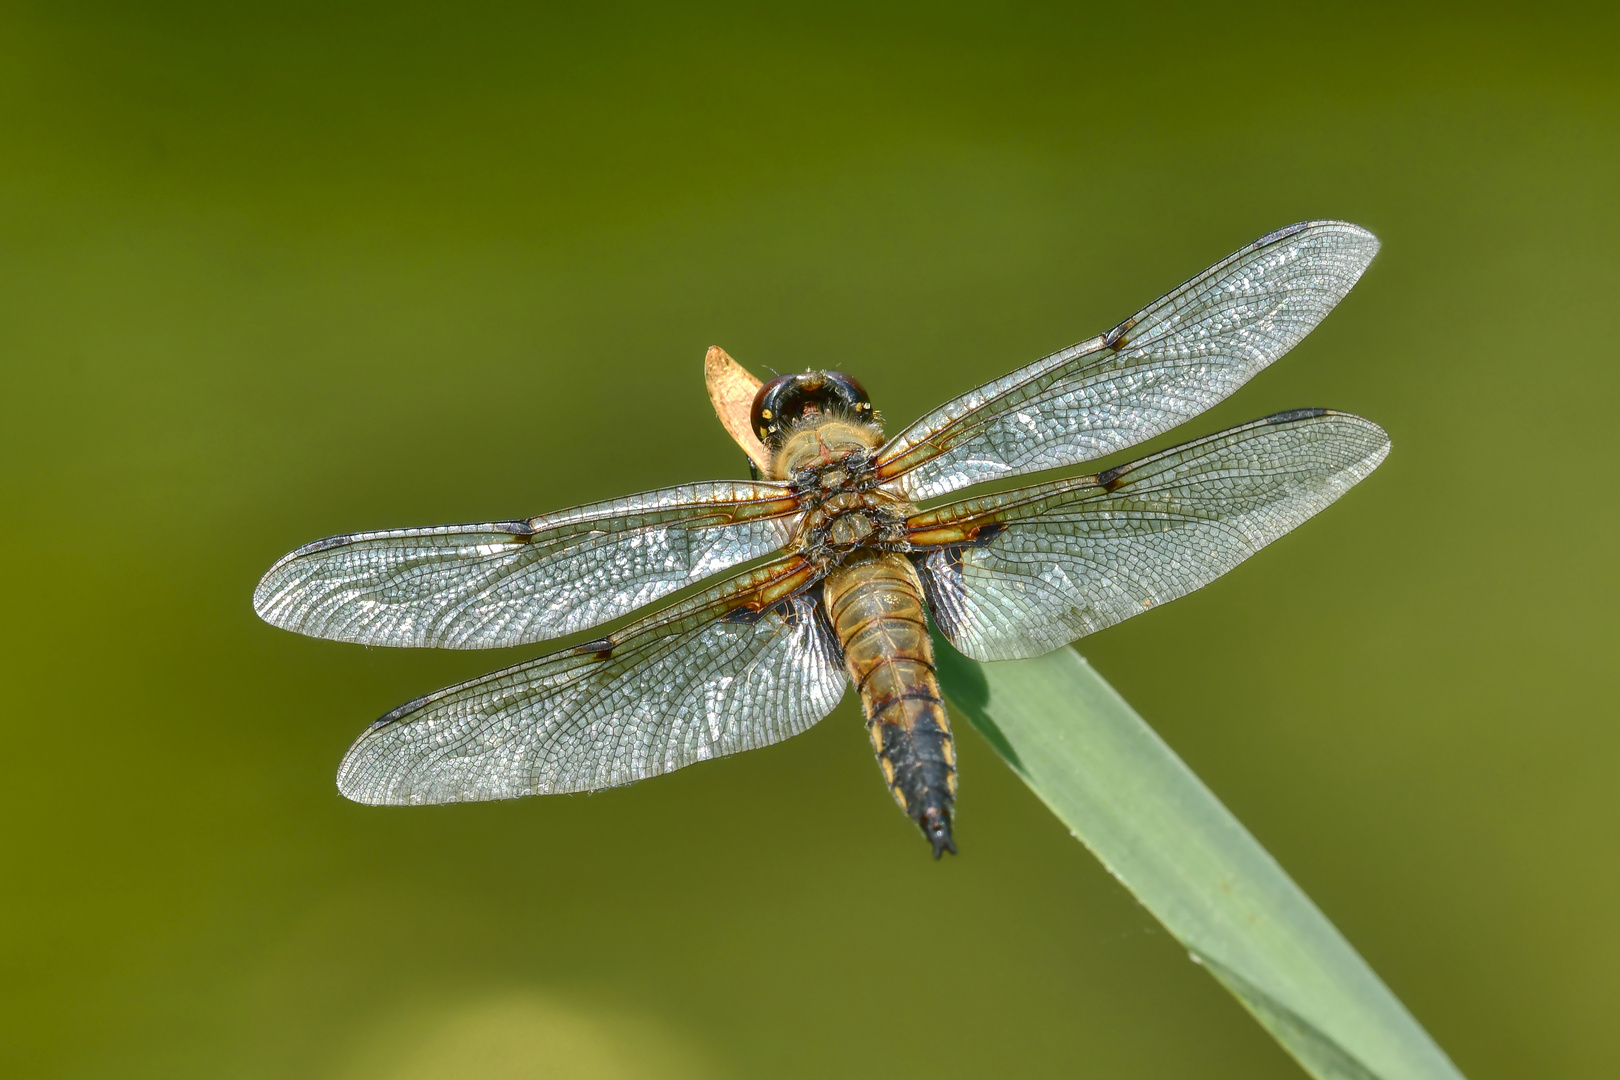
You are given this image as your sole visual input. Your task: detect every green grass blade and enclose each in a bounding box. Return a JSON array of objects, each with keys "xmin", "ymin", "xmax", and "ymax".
[{"xmin": 934, "ymin": 638, "xmax": 1465, "ymax": 1080}]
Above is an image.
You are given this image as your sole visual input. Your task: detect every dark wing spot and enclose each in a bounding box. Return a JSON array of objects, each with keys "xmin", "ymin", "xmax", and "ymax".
[
  {"xmin": 765, "ymin": 590, "xmax": 809, "ymax": 627},
  {"xmin": 912, "ymin": 545, "xmax": 961, "ymax": 573},
  {"xmin": 759, "ymin": 598, "xmax": 797, "ymax": 624},
  {"xmin": 915, "ymin": 549, "xmax": 965, "ymax": 640},
  {"xmin": 968, "ymin": 521, "xmax": 1007, "ymax": 547},
  {"xmin": 1265, "ymin": 407, "xmax": 1329, "ymax": 424},
  {"xmin": 809, "ymin": 589, "xmax": 841, "ymax": 663},
  {"xmin": 297, "ymin": 534, "xmax": 363, "ymax": 556},
  {"xmin": 370, "ymin": 688, "xmax": 439, "ymax": 729},
  {"xmin": 572, "ymin": 636, "xmax": 615, "ymax": 660},
  {"xmin": 911, "ymin": 525, "xmax": 1004, "ymax": 641},
  {"xmin": 1097, "ymin": 464, "xmax": 1130, "ymax": 492},
  {"xmin": 1104, "ymin": 315, "xmax": 1138, "ymax": 351}
]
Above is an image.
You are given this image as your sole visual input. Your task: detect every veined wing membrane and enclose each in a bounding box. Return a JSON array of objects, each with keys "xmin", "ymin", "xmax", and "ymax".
[
  {"xmin": 911, "ymin": 410, "xmax": 1389, "ymax": 661},
  {"xmin": 253, "ymin": 481, "xmax": 800, "ymax": 649},
  {"xmin": 337, "ymin": 557, "xmax": 848, "ymax": 804},
  {"xmin": 876, "ymin": 221, "xmax": 1380, "ymax": 501}
]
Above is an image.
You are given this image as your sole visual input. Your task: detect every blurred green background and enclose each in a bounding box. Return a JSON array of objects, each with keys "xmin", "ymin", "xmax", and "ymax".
[{"xmin": 2, "ymin": 2, "xmax": 1617, "ymax": 1077}]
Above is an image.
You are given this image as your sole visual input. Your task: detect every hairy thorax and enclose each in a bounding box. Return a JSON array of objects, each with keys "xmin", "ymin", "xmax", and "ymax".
[{"xmin": 773, "ymin": 417, "xmax": 915, "ymax": 570}]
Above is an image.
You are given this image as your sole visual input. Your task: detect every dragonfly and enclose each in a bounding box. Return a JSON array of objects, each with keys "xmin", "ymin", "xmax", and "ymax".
[{"xmin": 254, "ymin": 220, "xmax": 1389, "ymax": 858}]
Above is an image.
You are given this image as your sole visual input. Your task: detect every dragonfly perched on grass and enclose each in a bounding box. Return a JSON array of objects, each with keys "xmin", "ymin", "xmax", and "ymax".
[{"xmin": 254, "ymin": 220, "xmax": 1387, "ymax": 858}]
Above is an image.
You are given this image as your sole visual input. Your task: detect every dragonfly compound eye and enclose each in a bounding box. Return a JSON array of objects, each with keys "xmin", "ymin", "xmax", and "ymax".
[{"xmin": 750, "ymin": 370, "xmax": 873, "ymax": 445}]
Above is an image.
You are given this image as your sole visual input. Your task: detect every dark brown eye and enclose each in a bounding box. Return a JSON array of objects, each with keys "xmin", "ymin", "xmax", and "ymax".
[
  {"xmin": 824, "ymin": 371, "xmax": 868, "ymax": 405},
  {"xmin": 749, "ymin": 371, "xmax": 872, "ymax": 446}
]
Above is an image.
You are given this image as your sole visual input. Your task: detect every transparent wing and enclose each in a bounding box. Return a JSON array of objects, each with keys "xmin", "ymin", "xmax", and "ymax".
[
  {"xmin": 910, "ymin": 410, "xmax": 1389, "ymax": 661},
  {"xmin": 875, "ymin": 221, "xmax": 1380, "ymax": 501},
  {"xmin": 336, "ymin": 557, "xmax": 848, "ymax": 804},
  {"xmin": 253, "ymin": 481, "xmax": 801, "ymax": 649}
]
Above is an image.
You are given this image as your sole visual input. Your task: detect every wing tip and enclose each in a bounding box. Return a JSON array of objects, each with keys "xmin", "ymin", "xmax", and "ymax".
[
  {"xmin": 250, "ymin": 569, "xmax": 298, "ymax": 628},
  {"xmin": 1259, "ymin": 220, "xmax": 1381, "ymax": 281},
  {"xmin": 335, "ymin": 780, "xmax": 391, "ymax": 807},
  {"xmin": 336, "ymin": 732, "xmax": 423, "ymax": 807},
  {"xmin": 1262, "ymin": 408, "xmax": 1392, "ymax": 467},
  {"xmin": 249, "ymin": 534, "xmax": 362, "ymax": 629},
  {"xmin": 329, "ymin": 691, "xmax": 438, "ymax": 805},
  {"xmin": 1308, "ymin": 410, "xmax": 1393, "ymax": 483},
  {"xmin": 1262, "ymin": 218, "xmax": 1379, "ymax": 245}
]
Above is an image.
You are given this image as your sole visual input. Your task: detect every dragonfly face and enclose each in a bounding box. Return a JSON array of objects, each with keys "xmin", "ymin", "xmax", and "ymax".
[
  {"xmin": 254, "ymin": 220, "xmax": 1391, "ymax": 858},
  {"xmin": 752, "ymin": 370, "xmax": 885, "ymax": 481},
  {"xmin": 752, "ymin": 369, "xmax": 874, "ymax": 448}
]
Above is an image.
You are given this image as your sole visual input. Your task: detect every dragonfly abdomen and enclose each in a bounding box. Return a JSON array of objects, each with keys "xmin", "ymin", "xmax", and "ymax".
[{"xmin": 823, "ymin": 552, "xmax": 958, "ymax": 858}]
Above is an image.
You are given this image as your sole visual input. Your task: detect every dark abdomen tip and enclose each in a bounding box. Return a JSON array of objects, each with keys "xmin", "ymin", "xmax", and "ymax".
[{"xmin": 922, "ymin": 803, "xmax": 957, "ymax": 859}]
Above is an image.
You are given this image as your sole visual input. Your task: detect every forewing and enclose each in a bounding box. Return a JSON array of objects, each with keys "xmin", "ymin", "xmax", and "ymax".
[
  {"xmin": 253, "ymin": 481, "xmax": 800, "ymax": 649},
  {"xmin": 336, "ymin": 558, "xmax": 848, "ymax": 804},
  {"xmin": 912, "ymin": 410, "xmax": 1389, "ymax": 661},
  {"xmin": 876, "ymin": 221, "xmax": 1380, "ymax": 500}
]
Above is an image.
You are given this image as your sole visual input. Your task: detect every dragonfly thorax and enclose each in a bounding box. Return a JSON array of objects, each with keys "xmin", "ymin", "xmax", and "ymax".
[
  {"xmin": 793, "ymin": 484, "xmax": 913, "ymax": 565},
  {"xmin": 770, "ymin": 418, "xmax": 885, "ymax": 480}
]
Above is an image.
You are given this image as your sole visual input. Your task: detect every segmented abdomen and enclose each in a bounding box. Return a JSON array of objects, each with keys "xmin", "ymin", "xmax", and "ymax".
[{"xmin": 822, "ymin": 552, "xmax": 957, "ymax": 857}]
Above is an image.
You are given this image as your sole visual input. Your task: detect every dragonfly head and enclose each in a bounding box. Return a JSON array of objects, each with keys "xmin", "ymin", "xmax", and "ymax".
[
  {"xmin": 752, "ymin": 370, "xmax": 875, "ymax": 445},
  {"xmin": 754, "ymin": 370, "xmax": 885, "ymax": 479}
]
